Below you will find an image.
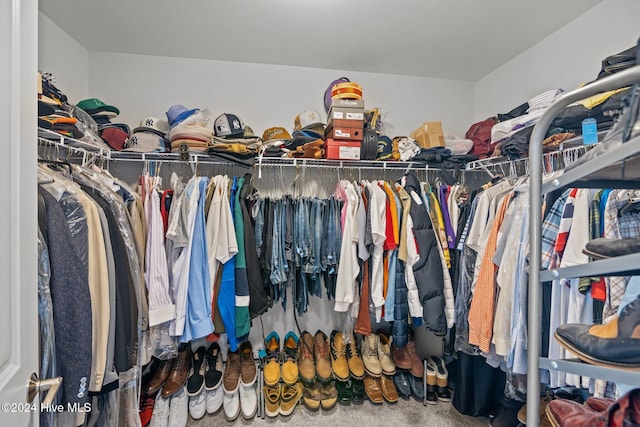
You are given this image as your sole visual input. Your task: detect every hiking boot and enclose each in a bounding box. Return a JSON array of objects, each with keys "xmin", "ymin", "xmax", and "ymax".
[
  {"xmin": 314, "ymin": 330, "xmax": 332, "ymax": 382},
  {"xmin": 431, "ymin": 356, "xmax": 451, "ymax": 402},
  {"xmin": 239, "ymin": 341, "xmax": 257, "ymax": 386},
  {"xmin": 555, "ymin": 294, "xmax": 640, "ymax": 368},
  {"xmin": 345, "ymin": 334, "xmax": 365, "ymax": 380},
  {"xmin": 330, "ymin": 330, "xmax": 350, "ymax": 381},
  {"xmin": 282, "ymin": 331, "xmax": 299, "ymax": 385},
  {"xmin": 263, "ymin": 331, "xmax": 281, "ymax": 386},
  {"xmin": 361, "ymin": 334, "xmax": 382, "ymax": 377},
  {"xmin": 264, "ymin": 384, "xmax": 280, "ymax": 418},
  {"xmin": 405, "ymin": 340, "xmax": 424, "ymax": 378},
  {"xmin": 298, "ymin": 331, "xmax": 316, "ymax": 384},
  {"xmin": 223, "ymin": 348, "xmax": 241, "ymax": 393},
  {"xmin": 391, "ymin": 344, "xmax": 412, "ymax": 371},
  {"xmin": 377, "ymin": 330, "xmax": 396, "ymax": 376}
]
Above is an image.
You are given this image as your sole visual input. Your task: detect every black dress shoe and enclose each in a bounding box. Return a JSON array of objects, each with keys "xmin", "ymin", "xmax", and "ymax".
[
  {"xmin": 583, "ymin": 237, "xmax": 640, "ymax": 260},
  {"xmin": 405, "ymin": 370, "xmax": 424, "ymax": 402},
  {"xmin": 335, "ymin": 379, "xmax": 352, "ymax": 405},
  {"xmin": 350, "ymin": 378, "xmax": 365, "ymax": 404},
  {"xmin": 392, "ymin": 370, "xmax": 411, "ymax": 398}
]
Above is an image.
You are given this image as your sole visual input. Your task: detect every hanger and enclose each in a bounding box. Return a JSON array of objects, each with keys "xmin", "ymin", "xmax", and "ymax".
[
  {"xmin": 38, "ymin": 158, "xmax": 73, "ymax": 176},
  {"xmin": 619, "ymin": 190, "xmax": 640, "ymax": 217}
]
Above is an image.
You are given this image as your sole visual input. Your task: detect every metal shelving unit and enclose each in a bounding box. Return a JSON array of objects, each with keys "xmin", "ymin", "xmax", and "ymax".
[{"xmin": 528, "ymin": 65, "xmax": 640, "ymax": 427}]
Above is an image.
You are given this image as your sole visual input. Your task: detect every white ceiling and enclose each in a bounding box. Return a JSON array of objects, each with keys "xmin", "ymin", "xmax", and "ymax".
[{"xmin": 40, "ymin": 0, "xmax": 601, "ymax": 81}]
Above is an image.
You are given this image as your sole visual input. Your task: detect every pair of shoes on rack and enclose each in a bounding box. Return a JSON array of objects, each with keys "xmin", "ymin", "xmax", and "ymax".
[
  {"xmin": 425, "ymin": 356, "xmax": 451, "ymax": 403},
  {"xmin": 222, "ymin": 341, "xmax": 257, "ymax": 421},
  {"xmin": 147, "ymin": 344, "xmax": 192, "ymax": 399},
  {"xmin": 263, "ymin": 331, "xmax": 300, "ymax": 386},
  {"xmin": 545, "ymin": 389, "xmax": 640, "ymax": 426},
  {"xmin": 359, "ymin": 330, "xmax": 396, "ymax": 378},
  {"xmin": 301, "ymin": 379, "xmax": 338, "ymax": 410},
  {"xmin": 299, "ymin": 330, "xmax": 346, "ymax": 384},
  {"xmin": 264, "ymin": 382, "xmax": 304, "ymax": 417},
  {"xmin": 149, "ymin": 385, "xmax": 188, "ymax": 427},
  {"xmin": 390, "ymin": 337, "xmax": 424, "ymax": 378},
  {"xmin": 554, "ymin": 294, "xmax": 640, "ymax": 369},
  {"xmin": 186, "ymin": 343, "xmax": 224, "ymax": 396},
  {"xmin": 363, "ymin": 374, "xmax": 399, "ymax": 404},
  {"xmin": 392, "ymin": 370, "xmax": 424, "ymax": 402}
]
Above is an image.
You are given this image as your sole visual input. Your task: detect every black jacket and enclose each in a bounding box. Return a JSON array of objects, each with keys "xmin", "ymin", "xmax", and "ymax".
[{"xmin": 402, "ymin": 174, "xmax": 447, "ymax": 336}]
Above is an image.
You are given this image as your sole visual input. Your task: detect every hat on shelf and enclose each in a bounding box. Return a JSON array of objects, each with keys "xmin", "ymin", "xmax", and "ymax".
[
  {"xmin": 38, "ymin": 100, "xmax": 55, "ymax": 117},
  {"xmin": 262, "ymin": 126, "xmax": 292, "ymax": 142},
  {"xmin": 76, "ymin": 98, "xmax": 120, "ymax": 117},
  {"xmin": 38, "ymin": 72, "xmax": 65, "ymax": 106},
  {"xmin": 123, "ymin": 132, "xmax": 167, "ymax": 153},
  {"xmin": 166, "ymin": 104, "xmax": 199, "ymax": 128},
  {"xmin": 214, "ymin": 113, "xmax": 245, "ymax": 138},
  {"xmin": 324, "ymin": 77, "xmax": 350, "ymax": 113},
  {"xmin": 98, "ymin": 123, "xmax": 131, "ymax": 135},
  {"xmin": 133, "ymin": 117, "xmax": 170, "ymax": 138},
  {"xmin": 100, "ymin": 126, "xmax": 129, "ymax": 151},
  {"xmin": 376, "ymin": 135, "xmax": 393, "ymax": 161},
  {"xmin": 293, "ymin": 110, "xmax": 325, "ymax": 134}
]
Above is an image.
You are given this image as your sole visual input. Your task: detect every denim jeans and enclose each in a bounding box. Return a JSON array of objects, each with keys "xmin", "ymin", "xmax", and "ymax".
[{"xmin": 384, "ymin": 249, "xmax": 398, "ymax": 322}]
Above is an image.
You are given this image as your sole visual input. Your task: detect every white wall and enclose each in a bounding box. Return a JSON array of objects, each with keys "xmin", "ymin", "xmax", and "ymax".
[
  {"xmin": 88, "ymin": 51, "xmax": 475, "ymax": 138},
  {"xmin": 38, "ymin": 12, "xmax": 89, "ymax": 103},
  {"xmin": 475, "ymin": 0, "xmax": 640, "ymax": 121}
]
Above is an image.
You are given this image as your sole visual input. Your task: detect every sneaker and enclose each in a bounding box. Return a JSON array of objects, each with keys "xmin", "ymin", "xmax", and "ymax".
[
  {"xmin": 279, "ymin": 382, "xmax": 303, "ymax": 416},
  {"xmin": 167, "ymin": 386, "xmax": 188, "ymax": 427},
  {"xmin": 298, "ymin": 331, "xmax": 316, "ymax": 384},
  {"xmin": 223, "ymin": 389, "xmax": 240, "ymax": 421},
  {"xmin": 188, "ymin": 391, "xmax": 206, "ymax": 420},
  {"xmin": 345, "ymin": 334, "xmax": 365, "ymax": 380},
  {"xmin": 329, "ymin": 330, "xmax": 350, "ymax": 381},
  {"xmin": 239, "ymin": 341, "xmax": 257, "ymax": 386},
  {"xmin": 263, "ymin": 331, "xmax": 281, "ymax": 386},
  {"xmin": 314, "ymin": 330, "xmax": 332, "ymax": 382},
  {"xmin": 149, "ymin": 390, "xmax": 170, "ymax": 427},
  {"xmin": 239, "ymin": 383, "xmax": 257, "ymax": 420},
  {"xmin": 377, "ymin": 330, "xmax": 396, "ymax": 376},
  {"xmin": 223, "ymin": 348, "xmax": 241, "ymax": 393},
  {"xmin": 205, "ymin": 385, "xmax": 224, "ymax": 414},
  {"xmin": 264, "ymin": 384, "xmax": 280, "ymax": 418},
  {"xmin": 139, "ymin": 391, "xmax": 156, "ymax": 427},
  {"xmin": 282, "ymin": 331, "xmax": 299, "ymax": 385},
  {"xmin": 431, "ymin": 356, "xmax": 451, "ymax": 402},
  {"xmin": 361, "ymin": 334, "xmax": 382, "ymax": 377},
  {"xmin": 204, "ymin": 343, "xmax": 223, "ymax": 390},
  {"xmin": 186, "ymin": 346, "xmax": 206, "ymax": 396}
]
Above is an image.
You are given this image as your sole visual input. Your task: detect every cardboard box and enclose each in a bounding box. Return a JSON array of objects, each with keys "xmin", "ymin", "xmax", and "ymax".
[
  {"xmin": 328, "ymin": 106, "xmax": 365, "ymax": 122},
  {"xmin": 328, "ymin": 118, "xmax": 365, "ymax": 129},
  {"xmin": 410, "ymin": 121, "xmax": 445, "ymax": 149},
  {"xmin": 325, "ymin": 139, "xmax": 361, "ymax": 160},
  {"xmin": 330, "ymin": 98, "xmax": 365, "ymax": 109},
  {"xmin": 325, "ymin": 124, "xmax": 364, "ymax": 141}
]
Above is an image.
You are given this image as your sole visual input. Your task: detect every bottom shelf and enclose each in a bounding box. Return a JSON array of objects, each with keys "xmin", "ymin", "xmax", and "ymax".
[{"xmin": 539, "ymin": 357, "xmax": 640, "ymax": 385}]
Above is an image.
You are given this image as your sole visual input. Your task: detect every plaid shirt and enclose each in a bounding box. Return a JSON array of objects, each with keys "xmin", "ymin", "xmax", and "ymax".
[{"xmin": 540, "ymin": 190, "xmax": 571, "ymax": 271}]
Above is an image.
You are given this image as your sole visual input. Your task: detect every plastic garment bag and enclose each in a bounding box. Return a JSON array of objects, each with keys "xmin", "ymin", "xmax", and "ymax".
[{"xmin": 118, "ymin": 367, "xmax": 141, "ymax": 427}]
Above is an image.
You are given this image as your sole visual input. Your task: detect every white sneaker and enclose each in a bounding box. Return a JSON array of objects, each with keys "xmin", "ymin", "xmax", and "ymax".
[
  {"xmin": 188, "ymin": 390, "xmax": 206, "ymax": 420},
  {"xmin": 206, "ymin": 385, "xmax": 224, "ymax": 414},
  {"xmin": 168, "ymin": 386, "xmax": 188, "ymax": 427},
  {"xmin": 149, "ymin": 390, "xmax": 170, "ymax": 427},
  {"xmin": 239, "ymin": 383, "xmax": 257, "ymax": 420},
  {"xmin": 223, "ymin": 389, "xmax": 240, "ymax": 421}
]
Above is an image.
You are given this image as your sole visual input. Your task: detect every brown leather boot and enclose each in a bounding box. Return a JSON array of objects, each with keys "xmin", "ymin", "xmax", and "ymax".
[
  {"xmin": 144, "ymin": 357, "xmax": 175, "ymax": 394},
  {"xmin": 298, "ymin": 331, "xmax": 316, "ymax": 384},
  {"xmin": 390, "ymin": 344, "xmax": 411, "ymax": 371},
  {"xmin": 313, "ymin": 331, "xmax": 332, "ymax": 382},
  {"xmin": 161, "ymin": 345, "xmax": 192, "ymax": 398}
]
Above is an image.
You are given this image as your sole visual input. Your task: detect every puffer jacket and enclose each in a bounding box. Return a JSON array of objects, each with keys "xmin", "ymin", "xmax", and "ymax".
[{"xmin": 402, "ymin": 173, "xmax": 447, "ymax": 336}]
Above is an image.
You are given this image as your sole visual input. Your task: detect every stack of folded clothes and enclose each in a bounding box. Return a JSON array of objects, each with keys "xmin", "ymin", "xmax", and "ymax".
[
  {"xmin": 209, "ymin": 113, "xmax": 261, "ymax": 166},
  {"xmin": 76, "ymin": 97, "xmax": 130, "ymax": 151}
]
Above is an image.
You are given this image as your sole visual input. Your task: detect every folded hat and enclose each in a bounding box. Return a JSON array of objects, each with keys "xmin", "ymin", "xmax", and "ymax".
[
  {"xmin": 214, "ymin": 113, "xmax": 245, "ymax": 138},
  {"xmin": 98, "ymin": 123, "xmax": 131, "ymax": 135},
  {"xmin": 123, "ymin": 131, "xmax": 167, "ymax": 153},
  {"xmin": 166, "ymin": 104, "xmax": 198, "ymax": 127},
  {"xmin": 77, "ymin": 98, "xmax": 120, "ymax": 116},
  {"xmin": 100, "ymin": 126, "xmax": 129, "ymax": 151},
  {"xmin": 133, "ymin": 117, "xmax": 170, "ymax": 137},
  {"xmin": 38, "ymin": 100, "xmax": 55, "ymax": 117},
  {"xmin": 262, "ymin": 126, "xmax": 292, "ymax": 142},
  {"xmin": 293, "ymin": 110, "xmax": 324, "ymax": 132},
  {"xmin": 169, "ymin": 125, "xmax": 213, "ymax": 142},
  {"xmin": 51, "ymin": 123, "xmax": 84, "ymax": 139}
]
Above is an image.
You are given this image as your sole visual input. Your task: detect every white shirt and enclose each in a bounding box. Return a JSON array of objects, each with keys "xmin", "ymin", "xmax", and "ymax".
[{"xmin": 334, "ymin": 181, "xmax": 360, "ymax": 313}]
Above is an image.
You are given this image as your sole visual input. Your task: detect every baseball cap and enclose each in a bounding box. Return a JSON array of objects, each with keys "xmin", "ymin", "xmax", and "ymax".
[
  {"xmin": 76, "ymin": 98, "xmax": 120, "ymax": 116},
  {"xmin": 214, "ymin": 113, "xmax": 245, "ymax": 138},
  {"xmin": 166, "ymin": 104, "xmax": 199, "ymax": 127},
  {"xmin": 376, "ymin": 135, "xmax": 393, "ymax": 160},
  {"xmin": 262, "ymin": 126, "xmax": 291, "ymax": 142},
  {"xmin": 133, "ymin": 117, "xmax": 170, "ymax": 138},
  {"xmin": 123, "ymin": 132, "xmax": 167, "ymax": 153},
  {"xmin": 98, "ymin": 123, "xmax": 131, "ymax": 135},
  {"xmin": 100, "ymin": 126, "xmax": 129, "ymax": 151},
  {"xmin": 293, "ymin": 110, "xmax": 324, "ymax": 132},
  {"xmin": 324, "ymin": 77, "xmax": 350, "ymax": 113}
]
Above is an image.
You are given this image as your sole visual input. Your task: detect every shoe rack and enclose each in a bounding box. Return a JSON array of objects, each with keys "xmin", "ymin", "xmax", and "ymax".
[{"xmin": 527, "ymin": 64, "xmax": 640, "ymax": 427}]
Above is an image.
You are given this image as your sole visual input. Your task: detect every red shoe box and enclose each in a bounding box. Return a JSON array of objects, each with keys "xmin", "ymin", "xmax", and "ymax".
[{"xmin": 325, "ymin": 139, "xmax": 361, "ymax": 160}]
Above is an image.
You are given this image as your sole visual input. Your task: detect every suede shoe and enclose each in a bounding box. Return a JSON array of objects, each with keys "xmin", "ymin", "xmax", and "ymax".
[
  {"xmin": 345, "ymin": 334, "xmax": 365, "ymax": 380},
  {"xmin": 239, "ymin": 383, "xmax": 257, "ymax": 420},
  {"xmin": 264, "ymin": 384, "xmax": 280, "ymax": 418},
  {"xmin": 298, "ymin": 331, "xmax": 316, "ymax": 384},
  {"xmin": 223, "ymin": 349, "xmax": 241, "ymax": 393},
  {"xmin": 161, "ymin": 345, "xmax": 192, "ymax": 398},
  {"xmin": 363, "ymin": 375, "xmax": 383, "ymax": 404},
  {"xmin": 239, "ymin": 341, "xmax": 257, "ymax": 386},
  {"xmin": 545, "ymin": 398, "xmax": 606, "ymax": 427},
  {"xmin": 361, "ymin": 334, "xmax": 383, "ymax": 377},
  {"xmin": 329, "ymin": 330, "xmax": 350, "ymax": 381},
  {"xmin": 319, "ymin": 381, "xmax": 338, "ymax": 410},
  {"xmin": 187, "ymin": 346, "xmax": 206, "ymax": 396},
  {"xmin": 223, "ymin": 389, "xmax": 240, "ymax": 421},
  {"xmin": 391, "ymin": 344, "xmax": 412, "ymax": 371},
  {"xmin": 204, "ymin": 343, "xmax": 223, "ymax": 391},
  {"xmin": 263, "ymin": 331, "xmax": 281, "ymax": 386},
  {"xmin": 377, "ymin": 330, "xmax": 396, "ymax": 376},
  {"xmin": 585, "ymin": 396, "xmax": 616, "ymax": 412},
  {"xmin": 145, "ymin": 358, "xmax": 175, "ymax": 395},
  {"xmin": 392, "ymin": 371, "xmax": 411, "ymax": 399},
  {"xmin": 380, "ymin": 374, "xmax": 399, "ymax": 403},
  {"xmin": 313, "ymin": 330, "xmax": 332, "ymax": 382},
  {"xmin": 555, "ymin": 294, "xmax": 640, "ymax": 368},
  {"xmin": 302, "ymin": 381, "xmax": 321, "ymax": 410},
  {"xmin": 583, "ymin": 237, "xmax": 640, "ymax": 260},
  {"xmin": 282, "ymin": 331, "xmax": 299, "ymax": 385},
  {"xmin": 405, "ymin": 340, "xmax": 424, "ymax": 378},
  {"xmin": 280, "ymin": 382, "xmax": 303, "ymax": 416}
]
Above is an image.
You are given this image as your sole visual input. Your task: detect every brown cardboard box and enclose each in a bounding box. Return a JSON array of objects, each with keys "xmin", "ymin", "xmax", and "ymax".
[
  {"xmin": 325, "ymin": 124, "xmax": 364, "ymax": 141},
  {"xmin": 410, "ymin": 121, "xmax": 445, "ymax": 149},
  {"xmin": 329, "ymin": 118, "xmax": 365, "ymax": 129}
]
